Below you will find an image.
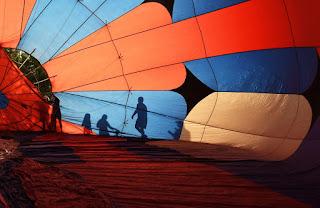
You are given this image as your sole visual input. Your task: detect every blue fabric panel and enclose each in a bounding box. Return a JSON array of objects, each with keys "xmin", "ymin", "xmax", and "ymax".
[
  {"xmin": 19, "ymin": 0, "xmax": 90, "ymax": 63},
  {"xmin": 55, "ymin": 0, "xmax": 144, "ymax": 56},
  {"xmin": 172, "ymin": 0, "xmax": 249, "ymax": 23},
  {"xmin": 79, "ymin": 0, "xmax": 106, "ymax": 12},
  {"xmin": 0, "ymin": 91, "xmax": 9, "ymax": 109},
  {"xmin": 185, "ymin": 48, "xmax": 318, "ymax": 94},
  {"xmin": 18, "ymin": 0, "xmax": 144, "ymax": 64},
  {"xmin": 95, "ymin": 0, "xmax": 144, "ymax": 24},
  {"xmin": 55, "ymin": 91, "xmax": 187, "ymax": 140},
  {"xmin": 53, "ymin": 15, "xmax": 105, "ymax": 57},
  {"xmin": 23, "ymin": 0, "xmax": 51, "ymax": 31},
  {"xmin": 184, "ymin": 58, "xmax": 217, "ymax": 90},
  {"xmin": 194, "ymin": 0, "xmax": 249, "ymax": 17},
  {"xmin": 172, "ymin": 0, "xmax": 195, "ymax": 23},
  {"xmin": 296, "ymin": 47, "xmax": 318, "ymax": 93}
]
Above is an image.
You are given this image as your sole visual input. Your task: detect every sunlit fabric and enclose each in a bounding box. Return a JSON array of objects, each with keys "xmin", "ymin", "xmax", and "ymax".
[
  {"xmin": 185, "ymin": 48, "xmax": 318, "ymax": 93},
  {"xmin": 17, "ymin": 0, "xmax": 144, "ymax": 63},
  {"xmin": 55, "ymin": 91, "xmax": 186, "ymax": 139},
  {"xmin": 0, "ymin": 0, "xmax": 320, "ymax": 206},
  {"xmin": 180, "ymin": 92, "xmax": 312, "ymax": 161},
  {"xmin": 0, "ymin": 0, "xmax": 36, "ymax": 48},
  {"xmin": 0, "ymin": 0, "xmax": 319, "ymax": 158},
  {"xmin": 0, "ymin": 48, "xmax": 50, "ymax": 131}
]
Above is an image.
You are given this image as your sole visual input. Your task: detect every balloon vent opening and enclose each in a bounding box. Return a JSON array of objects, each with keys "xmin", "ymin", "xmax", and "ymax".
[
  {"xmin": 0, "ymin": 91, "xmax": 9, "ymax": 109},
  {"xmin": 4, "ymin": 48, "xmax": 53, "ymax": 100}
]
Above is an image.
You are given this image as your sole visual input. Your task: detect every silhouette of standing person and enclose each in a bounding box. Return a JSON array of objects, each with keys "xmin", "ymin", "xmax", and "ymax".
[
  {"xmin": 131, "ymin": 97, "xmax": 147, "ymax": 138},
  {"xmin": 97, "ymin": 114, "xmax": 117, "ymax": 136},
  {"xmin": 51, "ymin": 96, "xmax": 62, "ymax": 132},
  {"xmin": 40, "ymin": 95, "xmax": 50, "ymax": 131},
  {"xmin": 82, "ymin": 113, "xmax": 92, "ymax": 134}
]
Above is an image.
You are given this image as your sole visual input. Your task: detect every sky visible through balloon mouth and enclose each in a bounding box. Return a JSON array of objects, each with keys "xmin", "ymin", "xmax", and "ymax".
[
  {"xmin": 4, "ymin": 48, "xmax": 53, "ymax": 100},
  {"xmin": 0, "ymin": 91, "xmax": 9, "ymax": 109}
]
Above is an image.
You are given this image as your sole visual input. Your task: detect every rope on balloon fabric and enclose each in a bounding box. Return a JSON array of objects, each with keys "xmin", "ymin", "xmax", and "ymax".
[
  {"xmin": 64, "ymin": 91, "xmax": 305, "ymax": 140},
  {"xmin": 0, "ymin": 110, "xmax": 10, "ymax": 130},
  {"xmin": 20, "ymin": 0, "xmax": 54, "ymax": 43},
  {"xmin": 19, "ymin": 0, "xmax": 26, "ymax": 39},
  {"xmin": 48, "ymin": 0, "xmax": 108, "ymax": 61},
  {"xmin": 0, "ymin": 49, "xmax": 36, "ymax": 92},
  {"xmin": 0, "ymin": 63, "xmax": 11, "ymax": 90},
  {"xmin": 259, "ymin": 0, "xmax": 304, "ymax": 159},
  {"xmin": 104, "ymin": 19, "xmax": 132, "ymax": 135},
  {"xmin": 38, "ymin": 1, "xmax": 78, "ymax": 62},
  {"xmin": 190, "ymin": 0, "xmax": 219, "ymax": 143}
]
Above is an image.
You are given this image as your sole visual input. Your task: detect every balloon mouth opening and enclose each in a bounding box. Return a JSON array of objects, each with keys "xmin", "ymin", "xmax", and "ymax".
[
  {"xmin": 4, "ymin": 48, "xmax": 54, "ymax": 100},
  {"xmin": 0, "ymin": 91, "xmax": 9, "ymax": 109}
]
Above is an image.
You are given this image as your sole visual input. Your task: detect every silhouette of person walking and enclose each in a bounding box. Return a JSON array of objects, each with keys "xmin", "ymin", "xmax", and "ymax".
[
  {"xmin": 50, "ymin": 96, "xmax": 62, "ymax": 132},
  {"xmin": 82, "ymin": 113, "xmax": 92, "ymax": 134},
  {"xmin": 131, "ymin": 97, "xmax": 147, "ymax": 138},
  {"xmin": 97, "ymin": 114, "xmax": 118, "ymax": 136}
]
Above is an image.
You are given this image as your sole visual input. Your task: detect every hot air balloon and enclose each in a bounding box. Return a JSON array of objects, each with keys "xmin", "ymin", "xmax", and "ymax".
[{"xmin": 0, "ymin": 0, "xmax": 319, "ymax": 207}]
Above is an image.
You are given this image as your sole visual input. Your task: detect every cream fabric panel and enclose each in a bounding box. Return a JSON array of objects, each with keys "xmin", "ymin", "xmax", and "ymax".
[
  {"xmin": 180, "ymin": 93, "xmax": 217, "ymax": 142},
  {"xmin": 179, "ymin": 92, "xmax": 312, "ymax": 161},
  {"xmin": 207, "ymin": 93, "xmax": 299, "ymax": 138}
]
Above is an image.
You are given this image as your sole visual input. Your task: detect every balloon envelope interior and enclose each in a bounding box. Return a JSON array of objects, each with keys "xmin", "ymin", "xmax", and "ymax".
[{"xmin": 0, "ymin": 0, "xmax": 319, "ymax": 162}]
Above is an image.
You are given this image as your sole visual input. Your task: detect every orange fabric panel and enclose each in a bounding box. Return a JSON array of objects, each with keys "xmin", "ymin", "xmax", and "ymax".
[
  {"xmin": 284, "ymin": 0, "xmax": 320, "ymax": 47},
  {"xmin": 52, "ymin": 64, "xmax": 186, "ymax": 92},
  {"xmin": 108, "ymin": 2, "xmax": 172, "ymax": 40},
  {"xmin": 45, "ymin": 40, "xmax": 124, "ymax": 92},
  {"xmin": 115, "ymin": 17, "xmax": 205, "ymax": 74},
  {"xmin": 197, "ymin": 0, "xmax": 294, "ymax": 57},
  {"xmin": 54, "ymin": 27, "xmax": 112, "ymax": 59},
  {"xmin": 0, "ymin": 0, "xmax": 36, "ymax": 48},
  {"xmin": 44, "ymin": 3, "xmax": 187, "ymax": 92},
  {"xmin": 126, "ymin": 63, "xmax": 186, "ymax": 91},
  {"xmin": 46, "ymin": 0, "xmax": 298, "ymax": 93},
  {"xmin": 60, "ymin": 120, "xmax": 97, "ymax": 135},
  {"xmin": 54, "ymin": 2, "xmax": 171, "ymax": 59},
  {"xmin": 59, "ymin": 76, "xmax": 128, "ymax": 92}
]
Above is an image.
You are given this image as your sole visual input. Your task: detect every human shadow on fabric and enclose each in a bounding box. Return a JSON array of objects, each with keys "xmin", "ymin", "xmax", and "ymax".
[
  {"xmin": 131, "ymin": 97, "xmax": 148, "ymax": 138},
  {"xmin": 81, "ymin": 113, "xmax": 92, "ymax": 134},
  {"xmin": 97, "ymin": 114, "xmax": 119, "ymax": 136},
  {"xmin": 168, "ymin": 121, "xmax": 184, "ymax": 140},
  {"xmin": 50, "ymin": 96, "xmax": 62, "ymax": 132},
  {"xmin": 39, "ymin": 96, "xmax": 50, "ymax": 131}
]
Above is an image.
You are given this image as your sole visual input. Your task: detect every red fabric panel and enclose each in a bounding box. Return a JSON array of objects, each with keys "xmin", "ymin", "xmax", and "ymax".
[
  {"xmin": 0, "ymin": 48, "xmax": 50, "ymax": 131},
  {"xmin": 284, "ymin": 0, "xmax": 320, "ymax": 47},
  {"xmin": 198, "ymin": 0, "xmax": 294, "ymax": 57},
  {"xmin": 0, "ymin": 0, "xmax": 36, "ymax": 48}
]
